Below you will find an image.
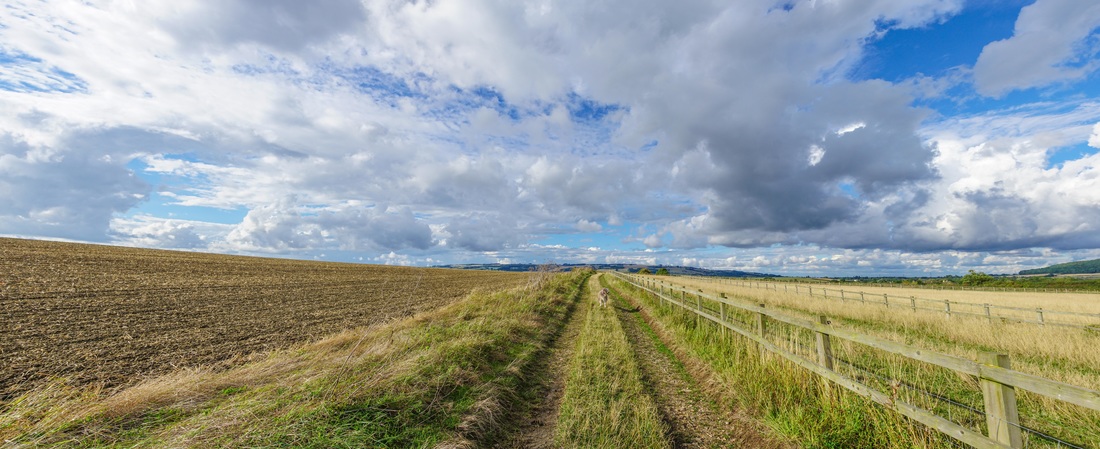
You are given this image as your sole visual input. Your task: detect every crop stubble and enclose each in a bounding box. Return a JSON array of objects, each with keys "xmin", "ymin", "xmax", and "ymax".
[{"xmin": 0, "ymin": 238, "xmax": 526, "ymax": 400}]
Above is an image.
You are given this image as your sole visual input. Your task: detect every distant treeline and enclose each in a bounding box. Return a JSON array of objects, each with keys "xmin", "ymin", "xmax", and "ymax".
[{"xmin": 1019, "ymin": 258, "xmax": 1100, "ymax": 275}]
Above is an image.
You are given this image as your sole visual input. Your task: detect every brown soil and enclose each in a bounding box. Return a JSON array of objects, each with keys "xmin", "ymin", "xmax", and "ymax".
[
  {"xmin": 0, "ymin": 238, "xmax": 526, "ymax": 400},
  {"xmin": 608, "ymin": 282, "xmax": 796, "ymax": 449}
]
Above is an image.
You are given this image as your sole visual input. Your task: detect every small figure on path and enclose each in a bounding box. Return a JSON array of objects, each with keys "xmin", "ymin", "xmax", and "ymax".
[{"xmin": 598, "ymin": 288, "xmax": 609, "ymax": 308}]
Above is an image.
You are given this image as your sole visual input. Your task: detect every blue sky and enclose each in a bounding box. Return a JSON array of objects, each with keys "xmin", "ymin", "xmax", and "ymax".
[{"xmin": 2, "ymin": 0, "xmax": 1100, "ymax": 276}]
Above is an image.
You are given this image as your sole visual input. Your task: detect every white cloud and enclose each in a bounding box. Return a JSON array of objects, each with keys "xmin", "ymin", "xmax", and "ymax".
[
  {"xmin": 111, "ymin": 215, "xmax": 232, "ymax": 250},
  {"xmin": 3, "ymin": 0, "xmax": 1099, "ymax": 276},
  {"xmin": 808, "ymin": 144, "xmax": 826, "ymax": 166},
  {"xmin": 576, "ymin": 219, "xmax": 602, "ymax": 232},
  {"xmin": 973, "ymin": 0, "xmax": 1100, "ymax": 96},
  {"xmin": 224, "ymin": 198, "xmax": 434, "ymax": 253}
]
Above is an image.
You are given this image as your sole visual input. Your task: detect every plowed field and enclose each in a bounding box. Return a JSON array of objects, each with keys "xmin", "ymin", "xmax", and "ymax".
[{"xmin": 0, "ymin": 238, "xmax": 527, "ymax": 399}]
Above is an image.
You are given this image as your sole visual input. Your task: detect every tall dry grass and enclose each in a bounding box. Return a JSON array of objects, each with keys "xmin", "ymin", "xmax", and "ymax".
[
  {"xmin": 604, "ymin": 275, "xmax": 943, "ymax": 448},
  {"xmin": 629, "ymin": 274, "xmax": 1100, "ymax": 447},
  {"xmin": 648, "ymin": 275, "xmax": 1100, "ymax": 389},
  {"xmin": 682, "ymin": 276, "xmax": 1100, "ymax": 318}
]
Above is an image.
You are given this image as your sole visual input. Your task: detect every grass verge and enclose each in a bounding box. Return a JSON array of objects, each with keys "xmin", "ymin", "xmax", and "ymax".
[
  {"xmin": 554, "ymin": 275, "xmax": 670, "ymax": 449},
  {"xmin": 605, "ymin": 274, "xmax": 955, "ymax": 449},
  {"xmin": 636, "ymin": 274, "xmax": 1100, "ymax": 446},
  {"xmin": 0, "ymin": 270, "xmax": 591, "ymax": 448}
]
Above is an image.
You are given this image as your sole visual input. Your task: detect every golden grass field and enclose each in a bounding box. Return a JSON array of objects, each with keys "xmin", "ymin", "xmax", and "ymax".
[{"xmin": 750, "ymin": 278, "xmax": 1100, "ymax": 315}]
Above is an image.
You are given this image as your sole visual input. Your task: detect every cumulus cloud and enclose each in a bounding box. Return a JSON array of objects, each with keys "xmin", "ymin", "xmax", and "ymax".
[
  {"xmin": 907, "ymin": 101, "xmax": 1100, "ymax": 251},
  {"xmin": 0, "ymin": 129, "xmax": 149, "ymax": 240},
  {"xmin": 225, "ymin": 198, "xmax": 434, "ymax": 252},
  {"xmin": 162, "ymin": 0, "xmax": 367, "ymax": 53},
  {"xmin": 443, "ymin": 212, "xmax": 524, "ymax": 252},
  {"xmin": 973, "ymin": 0, "xmax": 1100, "ymax": 96},
  {"xmin": 111, "ymin": 215, "xmax": 231, "ymax": 250},
  {"xmin": 576, "ymin": 219, "xmax": 602, "ymax": 232},
  {"xmin": 2, "ymin": 0, "xmax": 1099, "ymax": 275}
]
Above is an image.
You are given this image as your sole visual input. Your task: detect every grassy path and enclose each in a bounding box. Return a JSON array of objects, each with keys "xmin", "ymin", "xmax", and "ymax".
[
  {"xmin": 553, "ymin": 275, "xmax": 670, "ymax": 448},
  {"xmin": 493, "ymin": 273, "xmax": 589, "ymax": 448},
  {"xmin": 602, "ymin": 278, "xmax": 792, "ymax": 449}
]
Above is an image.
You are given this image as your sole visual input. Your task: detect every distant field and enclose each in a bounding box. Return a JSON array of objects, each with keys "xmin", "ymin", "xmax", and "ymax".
[
  {"xmin": 0, "ymin": 238, "xmax": 526, "ymax": 399},
  {"xmin": 677, "ymin": 276, "xmax": 1100, "ymax": 322}
]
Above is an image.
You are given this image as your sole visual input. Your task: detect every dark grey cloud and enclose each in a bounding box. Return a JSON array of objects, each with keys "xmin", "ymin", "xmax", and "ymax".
[
  {"xmin": 633, "ymin": 54, "xmax": 936, "ymax": 239},
  {"xmin": 165, "ymin": 0, "xmax": 367, "ymax": 52},
  {"xmin": 444, "ymin": 212, "xmax": 524, "ymax": 252},
  {"xmin": 0, "ymin": 129, "xmax": 167, "ymax": 241}
]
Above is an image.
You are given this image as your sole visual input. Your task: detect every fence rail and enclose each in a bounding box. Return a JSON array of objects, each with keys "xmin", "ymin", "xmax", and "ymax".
[
  {"xmin": 611, "ymin": 272, "xmax": 1100, "ymax": 449},
  {"xmin": 662, "ymin": 275, "xmax": 1100, "ymax": 329}
]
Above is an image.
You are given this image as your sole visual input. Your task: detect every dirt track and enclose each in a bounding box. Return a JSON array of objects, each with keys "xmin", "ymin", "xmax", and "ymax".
[
  {"xmin": 607, "ymin": 281, "xmax": 793, "ymax": 448},
  {"xmin": 0, "ymin": 238, "xmax": 526, "ymax": 399},
  {"xmin": 497, "ymin": 273, "xmax": 792, "ymax": 448},
  {"xmin": 495, "ymin": 275, "xmax": 588, "ymax": 449}
]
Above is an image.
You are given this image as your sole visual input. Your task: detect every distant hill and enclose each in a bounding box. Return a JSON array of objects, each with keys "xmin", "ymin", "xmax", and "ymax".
[
  {"xmin": 435, "ymin": 263, "xmax": 775, "ymax": 278},
  {"xmin": 1019, "ymin": 258, "xmax": 1100, "ymax": 275}
]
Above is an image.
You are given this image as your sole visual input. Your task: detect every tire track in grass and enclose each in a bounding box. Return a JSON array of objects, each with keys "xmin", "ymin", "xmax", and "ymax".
[
  {"xmin": 603, "ymin": 277, "xmax": 795, "ymax": 449},
  {"xmin": 492, "ymin": 274, "xmax": 591, "ymax": 448},
  {"xmin": 553, "ymin": 275, "xmax": 671, "ymax": 449}
]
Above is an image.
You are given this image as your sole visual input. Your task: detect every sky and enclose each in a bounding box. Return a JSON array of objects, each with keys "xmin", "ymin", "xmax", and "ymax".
[{"xmin": 2, "ymin": 0, "xmax": 1100, "ymax": 277}]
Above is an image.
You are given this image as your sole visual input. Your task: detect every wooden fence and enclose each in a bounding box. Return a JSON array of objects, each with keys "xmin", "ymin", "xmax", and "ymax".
[
  {"xmin": 611, "ymin": 272, "xmax": 1100, "ymax": 449},
  {"xmin": 668, "ymin": 275, "xmax": 1100, "ymax": 329}
]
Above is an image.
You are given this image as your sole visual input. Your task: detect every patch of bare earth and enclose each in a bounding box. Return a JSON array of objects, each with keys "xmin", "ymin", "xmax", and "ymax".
[
  {"xmin": 0, "ymin": 237, "xmax": 526, "ymax": 400},
  {"xmin": 609, "ymin": 284, "xmax": 796, "ymax": 449}
]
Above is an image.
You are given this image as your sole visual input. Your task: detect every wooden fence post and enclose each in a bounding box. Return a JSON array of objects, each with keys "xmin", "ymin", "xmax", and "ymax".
[
  {"xmin": 944, "ymin": 300, "xmax": 952, "ymax": 319},
  {"xmin": 719, "ymin": 295, "xmax": 728, "ymax": 338},
  {"xmin": 859, "ymin": 292, "xmax": 865, "ymax": 303},
  {"xmin": 883, "ymin": 294, "xmax": 889, "ymax": 308},
  {"xmin": 984, "ymin": 304, "xmax": 992, "ymax": 323},
  {"xmin": 979, "ymin": 353, "xmax": 1023, "ymax": 448},
  {"xmin": 815, "ymin": 314, "xmax": 835, "ymax": 401},
  {"xmin": 695, "ymin": 291, "xmax": 703, "ymax": 327},
  {"xmin": 1036, "ymin": 308, "xmax": 1044, "ymax": 326},
  {"xmin": 815, "ymin": 315, "xmax": 833, "ymax": 370},
  {"xmin": 755, "ymin": 304, "xmax": 768, "ymax": 359},
  {"xmin": 910, "ymin": 296, "xmax": 917, "ymax": 311}
]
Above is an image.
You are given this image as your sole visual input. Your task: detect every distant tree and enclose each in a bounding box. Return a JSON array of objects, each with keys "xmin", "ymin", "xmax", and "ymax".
[
  {"xmin": 637, "ymin": 267, "xmax": 652, "ymax": 274},
  {"xmin": 961, "ymin": 270, "xmax": 994, "ymax": 286},
  {"xmin": 655, "ymin": 268, "xmax": 670, "ymax": 276}
]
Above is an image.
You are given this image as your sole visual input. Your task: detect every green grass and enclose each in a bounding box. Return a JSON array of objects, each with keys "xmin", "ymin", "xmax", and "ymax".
[
  {"xmin": 647, "ymin": 274, "xmax": 1100, "ymax": 447},
  {"xmin": 605, "ymin": 275, "xmax": 953, "ymax": 449},
  {"xmin": 554, "ymin": 276, "xmax": 671, "ymax": 449},
  {"xmin": 1, "ymin": 271, "xmax": 592, "ymax": 448}
]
